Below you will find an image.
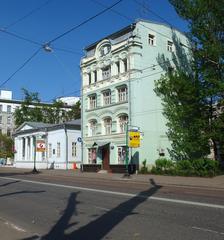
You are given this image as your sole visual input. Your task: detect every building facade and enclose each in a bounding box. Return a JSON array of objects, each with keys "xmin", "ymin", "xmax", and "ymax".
[
  {"xmin": 14, "ymin": 120, "xmax": 81, "ymax": 169},
  {"xmin": 80, "ymin": 20, "xmax": 190, "ymax": 171},
  {"xmin": 0, "ymin": 90, "xmax": 78, "ymax": 137}
]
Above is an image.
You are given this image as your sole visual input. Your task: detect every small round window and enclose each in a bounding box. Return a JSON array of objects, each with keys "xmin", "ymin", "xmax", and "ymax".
[{"xmin": 99, "ymin": 44, "xmax": 111, "ymax": 57}]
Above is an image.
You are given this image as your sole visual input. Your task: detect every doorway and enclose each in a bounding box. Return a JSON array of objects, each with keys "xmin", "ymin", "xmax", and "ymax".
[{"xmin": 102, "ymin": 144, "xmax": 110, "ymax": 170}]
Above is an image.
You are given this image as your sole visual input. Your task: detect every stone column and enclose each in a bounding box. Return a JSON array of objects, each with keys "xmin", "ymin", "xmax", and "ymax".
[
  {"xmin": 120, "ymin": 59, "xmax": 125, "ymax": 73},
  {"xmin": 24, "ymin": 137, "xmax": 28, "ymax": 161},
  {"xmin": 97, "ymin": 68, "xmax": 102, "ymax": 81},
  {"xmin": 30, "ymin": 136, "xmax": 34, "ymax": 162}
]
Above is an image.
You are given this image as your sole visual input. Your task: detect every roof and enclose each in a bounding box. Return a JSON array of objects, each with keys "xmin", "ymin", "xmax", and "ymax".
[
  {"xmin": 13, "ymin": 119, "xmax": 81, "ymax": 136},
  {"xmin": 84, "ymin": 19, "xmax": 187, "ymax": 52}
]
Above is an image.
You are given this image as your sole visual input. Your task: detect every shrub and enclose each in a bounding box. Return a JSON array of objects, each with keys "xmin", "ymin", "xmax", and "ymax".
[
  {"xmin": 155, "ymin": 158, "xmax": 174, "ymax": 171},
  {"xmin": 140, "ymin": 159, "xmax": 148, "ymax": 174},
  {"xmin": 150, "ymin": 157, "xmax": 220, "ymax": 177}
]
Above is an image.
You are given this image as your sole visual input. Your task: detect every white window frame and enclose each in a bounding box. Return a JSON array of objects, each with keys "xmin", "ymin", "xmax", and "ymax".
[
  {"xmin": 104, "ymin": 117, "xmax": 112, "ymax": 135},
  {"xmin": 72, "ymin": 142, "xmax": 77, "ymax": 157},
  {"xmin": 57, "ymin": 142, "xmax": 60, "ymax": 158},
  {"xmin": 103, "ymin": 90, "xmax": 111, "ymax": 106},
  {"xmin": 119, "ymin": 115, "xmax": 128, "ymax": 133},
  {"xmin": 148, "ymin": 34, "xmax": 155, "ymax": 46},
  {"xmin": 102, "ymin": 66, "xmax": 111, "ymax": 80},
  {"xmin": 118, "ymin": 86, "xmax": 128, "ymax": 102},
  {"xmin": 167, "ymin": 41, "xmax": 173, "ymax": 52},
  {"xmin": 89, "ymin": 120, "xmax": 97, "ymax": 136},
  {"xmin": 88, "ymin": 148, "xmax": 97, "ymax": 164},
  {"xmin": 89, "ymin": 95, "xmax": 97, "ymax": 109},
  {"xmin": 118, "ymin": 146, "xmax": 126, "ymax": 164}
]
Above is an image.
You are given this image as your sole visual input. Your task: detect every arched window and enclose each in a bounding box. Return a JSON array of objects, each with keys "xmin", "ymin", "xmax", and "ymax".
[
  {"xmin": 119, "ymin": 114, "xmax": 128, "ymax": 133},
  {"xmin": 89, "ymin": 120, "xmax": 97, "ymax": 136},
  {"xmin": 104, "ymin": 117, "xmax": 112, "ymax": 135}
]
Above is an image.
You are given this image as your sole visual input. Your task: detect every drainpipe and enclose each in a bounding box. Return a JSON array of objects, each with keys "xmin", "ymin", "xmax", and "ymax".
[{"xmin": 64, "ymin": 124, "xmax": 68, "ymax": 170}]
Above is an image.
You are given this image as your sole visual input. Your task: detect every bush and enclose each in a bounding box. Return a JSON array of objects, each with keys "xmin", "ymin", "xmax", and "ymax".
[
  {"xmin": 150, "ymin": 158, "xmax": 220, "ymax": 177},
  {"xmin": 140, "ymin": 159, "xmax": 148, "ymax": 174}
]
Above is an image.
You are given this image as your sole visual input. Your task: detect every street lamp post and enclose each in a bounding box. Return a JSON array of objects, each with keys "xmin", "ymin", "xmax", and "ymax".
[
  {"xmin": 124, "ymin": 123, "xmax": 130, "ymax": 177},
  {"xmin": 32, "ymin": 136, "xmax": 38, "ymax": 174}
]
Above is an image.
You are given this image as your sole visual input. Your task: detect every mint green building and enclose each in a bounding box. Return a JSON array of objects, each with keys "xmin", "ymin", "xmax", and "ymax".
[{"xmin": 80, "ymin": 19, "xmax": 189, "ymax": 172}]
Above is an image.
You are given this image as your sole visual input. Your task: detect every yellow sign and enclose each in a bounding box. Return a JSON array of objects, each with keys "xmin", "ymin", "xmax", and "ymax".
[{"xmin": 129, "ymin": 131, "xmax": 140, "ymax": 148}]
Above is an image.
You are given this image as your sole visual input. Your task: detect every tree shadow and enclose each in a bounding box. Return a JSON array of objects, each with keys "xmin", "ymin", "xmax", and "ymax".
[
  {"xmin": 0, "ymin": 180, "xmax": 20, "ymax": 187},
  {"xmin": 0, "ymin": 190, "xmax": 45, "ymax": 198},
  {"xmin": 22, "ymin": 178, "xmax": 161, "ymax": 240}
]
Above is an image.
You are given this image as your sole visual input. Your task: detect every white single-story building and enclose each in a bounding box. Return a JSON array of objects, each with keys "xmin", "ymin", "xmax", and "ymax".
[{"xmin": 13, "ymin": 120, "xmax": 81, "ymax": 170}]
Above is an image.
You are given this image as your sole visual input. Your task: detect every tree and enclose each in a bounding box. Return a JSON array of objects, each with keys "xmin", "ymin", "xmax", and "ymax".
[
  {"xmin": 0, "ymin": 133, "xmax": 14, "ymax": 158},
  {"xmin": 14, "ymin": 89, "xmax": 81, "ymax": 127},
  {"xmin": 155, "ymin": 0, "xmax": 224, "ymax": 161},
  {"xmin": 14, "ymin": 88, "xmax": 43, "ymax": 126}
]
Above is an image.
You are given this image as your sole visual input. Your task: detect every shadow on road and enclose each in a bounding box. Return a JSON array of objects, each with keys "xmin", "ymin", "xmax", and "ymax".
[
  {"xmin": 22, "ymin": 178, "xmax": 161, "ymax": 240},
  {"xmin": 0, "ymin": 180, "xmax": 20, "ymax": 187},
  {"xmin": 0, "ymin": 190, "xmax": 45, "ymax": 198}
]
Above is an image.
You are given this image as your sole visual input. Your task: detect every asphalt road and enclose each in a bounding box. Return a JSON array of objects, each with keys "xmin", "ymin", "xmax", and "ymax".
[{"xmin": 0, "ymin": 172, "xmax": 223, "ymax": 240}]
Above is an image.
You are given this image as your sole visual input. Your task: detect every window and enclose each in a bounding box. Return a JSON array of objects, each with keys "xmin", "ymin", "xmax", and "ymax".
[
  {"xmin": 89, "ymin": 120, "xmax": 97, "ymax": 136},
  {"xmin": 116, "ymin": 61, "xmax": 120, "ymax": 74},
  {"xmin": 123, "ymin": 59, "xmax": 128, "ymax": 72},
  {"xmin": 72, "ymin": 142, "xmax": 77, "ymax": 157},
  {"xmin": 88, "ymin": 73, "xmax": 91, "ymax": 85},
  {"xmin": 118, "ymin": 86, "xmax": 128, "ymax": 102},
  {"xmin": 7, "ymin": 105, "xmax": 11, "ymax": 113},
  {"xmin": 93, "ymin": 70, "xmax": 97, "ymax": 83},
  {"xmin": 89, "ymin": 95, "xmax": 97, "ymax": 109},
  {"xmin": 119, "ymin": 115, "xmax": 128, "ymax": 133},
  {"xmin": 103, "ymin": 90, "xmax": 111, "ymax": 105},
  {"xmin": 102, "ymin": 66, "xmax": 111, "ymax": 80},
  {"xmin": 48, "ymin": 143, "xmax": 52, "ymax": 158},
  {"xmin": 104, "ymin": 117, "xmax": 112, "ymax": 135},
  {"xmin": 7, "ymin": 116, "xmax": 11, "ymax": 124},
  {"xmin": 148, "ymin": 34, "xmax": 155, "ymax": 46},
  {"xmin": 57, "ymin": 142, "xmax": 60, "ymax": 157},
  {"xmin": 7, "ymin": 129, "xmax": 11, "ymax": 136},
  {"xmin": 0, "ymin": 116, "xmax": 2, "ymax": 124},
  {"xmin": 167, "ymin": 41, "xmax": 173, "ymax": 52},
  {"xmin": 118, "ymin": 146, "xmax": 126, "ymax": 164},
  {"xmin": 0, "ymin": 105, "xmax": 2, "ymax": 112},
  {"xmin": 88, "ymin": 148, "xmax": 97, "ymax": 164}
]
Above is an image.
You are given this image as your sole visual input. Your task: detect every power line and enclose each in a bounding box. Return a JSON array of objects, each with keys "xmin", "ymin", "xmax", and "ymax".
[
  {"xmin": 0, "ymin": 29, "xmax": 41, "ymax": 46},
  {"xmin": 0, "ymin": 47, "xmax": 41, "ymax": 88},
  {"xmin": 4, "ymin": 0, "xmax": 53, "ymax": 30},
  {"xmin": 47, "ymin": 0, "xmax": 124, "ymax": 45},
  {"xmin": 90, "ymin": 0, "xmax": 180, "ymax": 42},
  {"xmin": 133, "ymin": 0, "xmax": 173, "ymax": 27}
]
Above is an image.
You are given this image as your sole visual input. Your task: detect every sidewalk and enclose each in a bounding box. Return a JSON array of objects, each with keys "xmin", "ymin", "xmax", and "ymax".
[
  {"xmin": 1, "ymin": 167, "xmax": 223, "ymax": 190},
  {"xmin": 47, "ymin": 169, "xmax": 224, "ymax": 190}
]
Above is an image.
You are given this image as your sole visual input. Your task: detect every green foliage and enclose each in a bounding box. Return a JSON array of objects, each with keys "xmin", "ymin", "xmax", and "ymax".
[
  {"xmin": 140, "ymin": 159, "xmax": 148, "ymax": 174},
  {"xmin": 0, "ymin": 133, "xmax": 14, "ymax": 158},
  {"xmin": 151, "ymin": 158, "xmax": 220, "ymax": 177},
  {"xmin": 14, "ymin": 89, "xmax": 81, "ymax": 127},
  {"xmin": 155, "ymin": 1, "xmax": 224, "ymax": 162}
]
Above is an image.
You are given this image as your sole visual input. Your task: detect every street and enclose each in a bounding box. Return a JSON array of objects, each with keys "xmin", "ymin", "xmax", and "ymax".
[{"xmin": 0, "ymin": 168, "xmax": 223, "ymax": 240}]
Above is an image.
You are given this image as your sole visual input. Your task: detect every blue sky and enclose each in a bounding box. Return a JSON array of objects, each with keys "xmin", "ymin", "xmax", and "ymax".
[{"xmin": 0, "ymin": 0, "xmax": 189, "ymax": 102}]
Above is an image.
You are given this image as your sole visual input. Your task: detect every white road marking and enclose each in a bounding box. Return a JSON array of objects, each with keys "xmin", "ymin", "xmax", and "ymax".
[
  {"xmin": 1, "ymin": 176, "xmax": 224, "ymax": 210},
  {"xmin": 4, "ymin": 221, "xmax": 26, "ymax": 232},
  {"xmin": 94, "ymin": 206, "xmax": 110, "ymax": 211},
  {"xmin": 192, "ymin": 226, "xmax": 224, "ymax": 235}
]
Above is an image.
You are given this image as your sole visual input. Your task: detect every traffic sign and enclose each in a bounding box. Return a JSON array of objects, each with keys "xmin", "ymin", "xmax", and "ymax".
[{"xmin": 36, "ymin": 139, "xmax": 46, "ymax": 152}]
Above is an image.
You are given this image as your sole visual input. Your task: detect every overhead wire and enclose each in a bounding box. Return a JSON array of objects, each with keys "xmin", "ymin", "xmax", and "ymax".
[
  {"xmin": 0, "ymin": 47, "xmax": 42, "ymax": 88},
  {"xmin": 46, "ymin": 0, "xmax": 124, "ymax": 45},
  {"xmin": 4, "ymin": 0, "xmax": 53, "ymax": 30}
]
